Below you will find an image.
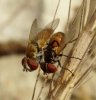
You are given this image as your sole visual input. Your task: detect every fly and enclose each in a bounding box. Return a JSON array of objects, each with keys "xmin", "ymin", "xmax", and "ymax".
[{"xmin": 22, "ymin": 18, "xmax": 60, "ymax": 73}]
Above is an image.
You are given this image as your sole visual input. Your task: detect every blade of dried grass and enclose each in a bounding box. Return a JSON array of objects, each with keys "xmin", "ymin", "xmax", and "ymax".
[
  {"xmin": 73, "ymin": 34, "xmax": 96, "ymax": 89},
  {"xmin": 65, "ymin": 0, "xmax": 72, "ymax": 33},
  {"xmin": 65, "ymin": 0, "xmax": 85, "ymax": 43},
  {"xmin": 32, "ymin": 68, "xmax": 40, "ymax": 100},
  {"xmin": 49, "ymin": 4, "xmax": 96, "ymax": 100},
  {"xmin": 86, "ymin": 0, "xmax": 96, "ymax": 25},
  {"xmin": 36, "ymin": 75, "xmax": 48, "ymax": 100},
  {"xmin": 47, "ymin": 0, "xmax": 72, "ymax": 99},
  {"xmin": 50, "ymin": 0, "xmax": 87, "ymax": 95}
]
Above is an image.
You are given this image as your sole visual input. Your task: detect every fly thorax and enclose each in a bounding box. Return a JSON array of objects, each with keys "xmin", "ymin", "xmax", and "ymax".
[
  {"xmin": 26, "ymin": 44, "xmax": 37, "ymax": 58},
  {"xmin": 38, "ymin": 39, "xmax": 46, "ymax": 49}
]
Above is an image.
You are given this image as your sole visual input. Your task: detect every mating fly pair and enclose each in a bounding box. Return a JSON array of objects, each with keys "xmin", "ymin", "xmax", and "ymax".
[{"xmin": 22, "ymin": 18, "xmax": 66, "ymax": 74}]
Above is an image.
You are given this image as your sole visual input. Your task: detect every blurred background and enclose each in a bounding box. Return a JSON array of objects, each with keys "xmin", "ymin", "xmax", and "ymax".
[{"xmin": 0, "ymin": 0, "xmax": 96, "ymax": 100}]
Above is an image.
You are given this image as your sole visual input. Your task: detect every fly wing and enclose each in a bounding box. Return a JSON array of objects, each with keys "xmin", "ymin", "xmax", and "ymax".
[
  {"xmin": 45, "ymin": 18, "xmax": 60, "ymax": 31},
  {"xmin": 65, "ymin": 0, "xmax": 96, "ymax": 43},
  {"xmin": 59, "ymin": 0, "xmax": 96, "ymax": 54},
  {"xmin": 35, "ymin": 19, "xmax": 60, "ymax": 48},
  {"xmin": 65, "ymin": 0, "xmax": 87, "ymax": 43},
  {"xmin": 56, "ymin": 1, "xmax": 85, "ymax": 53},
  {"xmin": 29, "ymin": 19, "xmax": 40, "ymax": 42},
  {"xmin": 36, "ymin": 18, "xmax": 60, "ymax": 40},
  {"xmin": 28, "ymin": 18, "xmax": 59, "ymax": 44}
]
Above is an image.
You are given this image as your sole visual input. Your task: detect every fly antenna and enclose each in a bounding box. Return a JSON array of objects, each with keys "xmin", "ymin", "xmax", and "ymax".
[{"xmin": 51, "ymin": 0, "xmax": 61, "ymax": 28}]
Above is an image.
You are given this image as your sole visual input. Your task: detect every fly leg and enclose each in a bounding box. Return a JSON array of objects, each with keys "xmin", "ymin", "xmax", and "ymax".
[
  {"xmin": 64, "ymin": 37, "xmax": 78, "ymax": 49},
  {"xmin": 22, "ymin": 57, "xmax": 31, "ymax": 72},
  {"xmin": 57, "ymin": 59, "xmax": 74, "ymax": 76},
  {"xmin": 58, "ymin": 54, "xmax": 81, "ymax": 60}
]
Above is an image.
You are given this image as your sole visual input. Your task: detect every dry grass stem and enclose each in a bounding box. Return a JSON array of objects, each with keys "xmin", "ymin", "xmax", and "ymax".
[
  {"xmin": 45, "ymin": 0, "xmax": 96, "ymax": 100},
  {"xmin": 32, "ymin": 68, "xmax": 40, "ymax": 100},
  {"xmin": 37, "ymin": 75, "xmax": 48, "ymax": 100}
]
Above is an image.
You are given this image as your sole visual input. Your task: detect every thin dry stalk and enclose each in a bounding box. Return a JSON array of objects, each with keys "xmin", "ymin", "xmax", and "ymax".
[
  {"xmin": 48, "ymin": 0, "xmax": 72, "ymax": 97},
  {"xmin": 46, "ymin": 0, "xmax": 96, "ymax": 100},
  {"xmin": 37, "ymin": 75, "xmax": 48, "ymax": 100},
  {"xmin": 66, "ymin": 0, "xmax": 72, "ymax": 33},
  {"xmin": 32, "ymin": 67, "xmax": 40, "ymax": 100},
  {"xmin": 48, "ymin": 73, "xmax": 55, "ymax": 97}
]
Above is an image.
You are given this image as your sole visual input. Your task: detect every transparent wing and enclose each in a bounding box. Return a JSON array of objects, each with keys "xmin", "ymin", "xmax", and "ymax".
[
  {"xmin": 65, "ymin": 0, "xmax": 96, "ymax": 43},
  {"xmin": 29, "ymin": 18, "xmax": 59, "ymax": 43},
  {"xmin": 45, "ymin": 18, "xmax": 60, "ymax": 30},
  {"xmin": 65, "ymin": 0, "xmax": 87, "ymax": 43},
  {"xmin": 60, "ymin": 0, "xmax": 96, "ymax": 55},
  {"xmin": 29, "ymin": 19, "xmax": 40, "ymax": 42},
  {"xmin": 57, "ymin": 1, "xmax": 86, "ymax": 54},
  {"xmin": 35, "ymin": 19, "xmax": 60, "ymax": 44}
]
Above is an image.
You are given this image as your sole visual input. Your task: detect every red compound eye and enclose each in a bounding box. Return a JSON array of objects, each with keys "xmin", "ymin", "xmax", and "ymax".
[
  {"xmin": 47, "ymin": 63, "xmax": 57, "ymax": 73},
  {"xmin": 27, "ymin": 59, "xmax": 38, "ymax": 71},
  {"xmin": 40, "ymin": 63, "xmax": 57, "ymax": 73}
]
